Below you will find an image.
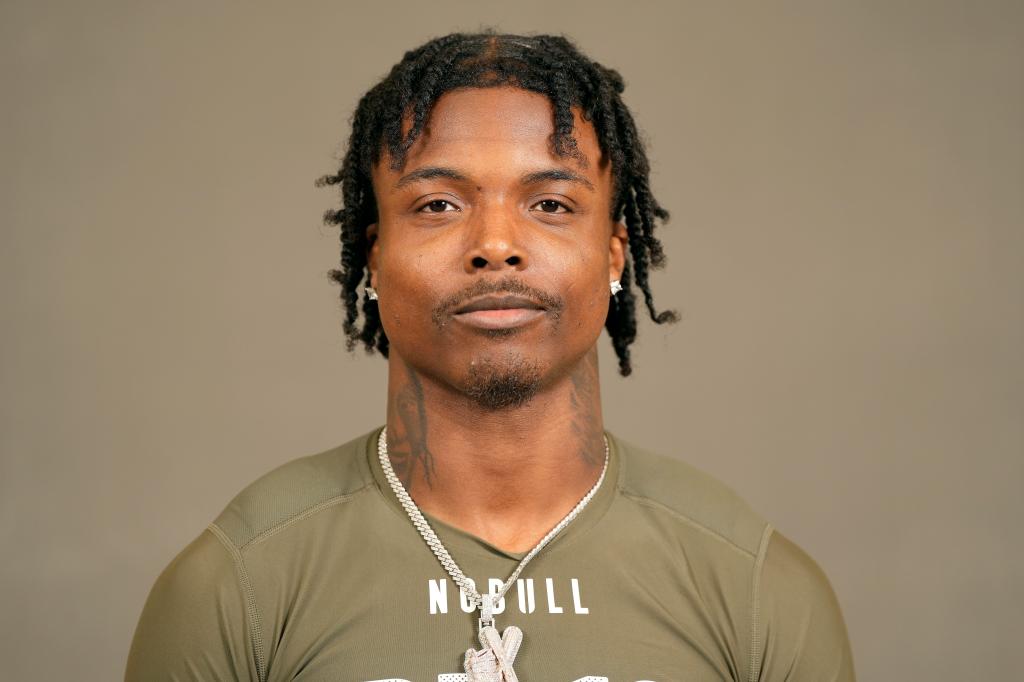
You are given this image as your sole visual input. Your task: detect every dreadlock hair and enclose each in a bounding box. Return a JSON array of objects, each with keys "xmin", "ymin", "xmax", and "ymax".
[{"xmin": 316, "ymin": 30, "xmax": 677, "ymax": 376}]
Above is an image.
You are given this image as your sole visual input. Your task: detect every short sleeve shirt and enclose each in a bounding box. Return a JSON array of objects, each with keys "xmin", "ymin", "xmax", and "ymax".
[{"xmin": 126, "ymin": 428, "xmax": 855, "ymax": 681}]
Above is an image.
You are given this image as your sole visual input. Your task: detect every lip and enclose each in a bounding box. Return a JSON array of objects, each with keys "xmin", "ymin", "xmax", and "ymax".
[
  {"xmin": 453, "ymin": 308, "xmax": 546, "ymax": 330},
  {"xmin": 454, "ymin": 295, "xmax": 545, "ymax": 314},
  {"xmin": 452, "ymin": 295, "xmax": 547, "ymax": 331}
]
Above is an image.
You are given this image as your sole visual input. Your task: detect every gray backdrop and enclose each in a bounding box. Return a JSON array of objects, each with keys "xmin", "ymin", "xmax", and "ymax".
[{"xmin": 2, "ymin": 1, "xmax": 1021, "ymax": 680}]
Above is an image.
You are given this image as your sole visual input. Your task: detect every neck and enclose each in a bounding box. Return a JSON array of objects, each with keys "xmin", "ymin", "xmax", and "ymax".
[{"xmin": 383, "ymin": 349, "xmax": 606, "ymax": 553}]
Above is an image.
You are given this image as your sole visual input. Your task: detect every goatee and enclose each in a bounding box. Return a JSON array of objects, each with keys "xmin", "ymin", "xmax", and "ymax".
[{"xmin": 464, "ymin": 354, "xmax": 543, "ymax": 410}]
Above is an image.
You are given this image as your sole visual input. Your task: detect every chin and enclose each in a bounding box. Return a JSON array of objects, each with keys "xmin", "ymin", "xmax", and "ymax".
[{"xmin": 461, "ymin": 351, "xmax": 546, "ymax": 411}]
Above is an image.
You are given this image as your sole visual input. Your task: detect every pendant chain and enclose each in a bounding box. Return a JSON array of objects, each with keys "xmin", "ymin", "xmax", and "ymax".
[{"xmin": 377, "ymin": 427, "xmax": 610, "ymax": 610}]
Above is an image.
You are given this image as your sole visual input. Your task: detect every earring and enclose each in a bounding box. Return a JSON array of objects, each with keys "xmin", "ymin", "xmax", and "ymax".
[
  {"xmin": 365, "ymin": 286, "xmax": 378, "ymax": 301},
  {"xmin": 610, "ymin": 279, "xmax": 623, "ymax": 296}
]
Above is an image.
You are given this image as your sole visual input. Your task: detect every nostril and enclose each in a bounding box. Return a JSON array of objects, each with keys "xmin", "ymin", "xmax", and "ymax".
[
  {"xmin": 506, "ymin": 255, "xmax": 521, "ymax": 266},
  {"xmin": 471, "ymin": 256, "xmax": 488, "ymax": 268}
]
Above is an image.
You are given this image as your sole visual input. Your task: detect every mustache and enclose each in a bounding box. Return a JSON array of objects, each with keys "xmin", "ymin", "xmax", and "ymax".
[{"xmin": 431, "ymin": 276, "xmax": 564, "ymax": 325}]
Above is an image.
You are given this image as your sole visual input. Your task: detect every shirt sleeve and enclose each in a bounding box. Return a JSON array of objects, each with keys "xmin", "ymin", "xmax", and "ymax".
[
  {"xmin": 125, "ymin": 527, "xmax": 258, "ymax": 682},
  {"xmin": 754, "ymin": 529, "xmax": 856, "ymax": 681}
]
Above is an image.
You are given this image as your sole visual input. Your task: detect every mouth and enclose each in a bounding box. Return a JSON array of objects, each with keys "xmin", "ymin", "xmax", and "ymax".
[{"xmin": 452, "ymin": 295, "xmax": 547, "ymax": 331}]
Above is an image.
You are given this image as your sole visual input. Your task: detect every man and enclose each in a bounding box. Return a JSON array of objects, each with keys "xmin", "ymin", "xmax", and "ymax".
[{"xmin": 126, "ymin": 31, "xmax": 855, "ymax": 681}]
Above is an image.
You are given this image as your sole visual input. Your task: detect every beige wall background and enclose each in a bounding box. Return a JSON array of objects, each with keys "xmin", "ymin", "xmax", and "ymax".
[{"xmin": 2, "ymin": 1, "xmax": 1021, "ymax": 680}]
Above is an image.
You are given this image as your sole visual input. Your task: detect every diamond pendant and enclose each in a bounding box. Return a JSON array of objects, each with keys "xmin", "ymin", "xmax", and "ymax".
[
  {"xmin": 464, "ymin": 624, "xmax": 522, "ymax": 682},
  {"xmin": 464, "ymin": 595, "xmax": 521, "ymax": 682}
]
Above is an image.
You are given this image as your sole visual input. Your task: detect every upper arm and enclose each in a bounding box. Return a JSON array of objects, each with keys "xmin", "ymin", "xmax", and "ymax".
[
  {"xmin": 754, "ymin": 530, "xmax": 855, "ymax": 682},
  {"xmin": 125, "ymin": 527, "xmax": 257, "ymax": 682}
]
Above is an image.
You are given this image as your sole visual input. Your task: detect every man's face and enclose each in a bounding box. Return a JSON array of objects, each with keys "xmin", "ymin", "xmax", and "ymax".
[{"xmin": 368, "ymin": 86, "xmax": 626, "ymax": 407}]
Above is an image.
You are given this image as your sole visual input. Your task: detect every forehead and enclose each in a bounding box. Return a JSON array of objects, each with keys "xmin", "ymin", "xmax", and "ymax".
[{"xmin": 373, "ymin": 86, "xmax": 610, "ymax": 183}]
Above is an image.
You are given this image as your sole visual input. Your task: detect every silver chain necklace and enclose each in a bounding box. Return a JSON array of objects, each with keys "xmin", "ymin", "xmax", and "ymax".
[{"xmin": 377, "ymin": 427, "xmax": 610, "ymax": 681}]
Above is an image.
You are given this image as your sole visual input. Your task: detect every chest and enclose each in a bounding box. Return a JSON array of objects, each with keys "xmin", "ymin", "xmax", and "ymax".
[{"xmin": 258, "ymin": 553, "xmax": 744, "ymax": 682}]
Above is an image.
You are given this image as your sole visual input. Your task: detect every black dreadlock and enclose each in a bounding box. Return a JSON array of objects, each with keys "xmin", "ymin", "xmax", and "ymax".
[{"xmin": 317, "ymin": 31, "xmax": 677, "ymax": 376}]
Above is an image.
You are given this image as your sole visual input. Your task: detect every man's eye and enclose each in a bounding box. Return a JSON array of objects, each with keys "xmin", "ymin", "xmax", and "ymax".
[
  {"xmin": 532, "ymin": 199, "xmax": 570, "ymax": 214},
  {"xmin": 419, "ymin": 199, "xmax": 458, "ymax": 213}
]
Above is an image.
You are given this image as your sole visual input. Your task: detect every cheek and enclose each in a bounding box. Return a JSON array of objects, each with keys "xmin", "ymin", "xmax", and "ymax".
[
  {"xmin": 376, "ymin": 248, "xmax": 439, "ymax": 331},
  {"xmin": 559, "ymin": 248, "xmax": 610, "ymax": 329}
]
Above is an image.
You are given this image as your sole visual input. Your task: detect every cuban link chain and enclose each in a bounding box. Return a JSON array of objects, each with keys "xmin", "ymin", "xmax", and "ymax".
[{"xmin": 377, "ymin": 428, "xmax": 609, "ymax": 682}]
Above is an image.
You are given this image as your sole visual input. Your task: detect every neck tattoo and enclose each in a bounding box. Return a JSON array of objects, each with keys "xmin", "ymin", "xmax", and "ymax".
[{"xmin": 377, "ymin": 427, "xmax": 610, "ymax": 682}]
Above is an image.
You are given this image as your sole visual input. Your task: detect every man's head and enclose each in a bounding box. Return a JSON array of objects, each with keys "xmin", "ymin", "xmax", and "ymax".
[{"xmin": 318, "ymin": 31, "xmax": 676, "ymax": 396}]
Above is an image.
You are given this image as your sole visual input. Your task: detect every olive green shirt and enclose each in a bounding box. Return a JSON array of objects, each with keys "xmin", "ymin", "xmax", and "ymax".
[{"xmin": 126, "ymin": 428, "xmax": 855, "ymax": 681}]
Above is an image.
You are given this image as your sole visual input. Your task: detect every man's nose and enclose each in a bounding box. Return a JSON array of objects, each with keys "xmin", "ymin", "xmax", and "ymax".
[{"xmin": 462, "ymin": 204, "xmax": 527, "ymax": 273}]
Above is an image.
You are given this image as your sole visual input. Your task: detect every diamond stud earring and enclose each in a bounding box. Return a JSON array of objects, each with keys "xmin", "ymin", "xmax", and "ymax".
[
  {"xmin": 610, "ymin": 279, "xmax": 623, "ymax": 296},
  {"xmin": 365, "ymin": 286, "xmax": 378, "ymax": 301}
]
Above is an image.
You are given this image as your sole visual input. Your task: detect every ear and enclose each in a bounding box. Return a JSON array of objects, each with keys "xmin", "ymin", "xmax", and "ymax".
[
  {"xmin": 609, "ymin": 221, "xmax": 628, "ymax": 282},
  {"xmin": 365, "ymin": 223, "xmax": 380, "ymax": 288}
]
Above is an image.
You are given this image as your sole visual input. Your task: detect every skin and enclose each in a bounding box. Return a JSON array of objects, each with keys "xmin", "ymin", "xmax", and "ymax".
[{"xmin": 367, "ymin": 86, "xmax": 627, "ymax": 553}]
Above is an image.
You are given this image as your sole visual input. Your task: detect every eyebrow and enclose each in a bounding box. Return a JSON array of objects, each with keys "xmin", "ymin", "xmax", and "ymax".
[
  {"xmin": 394, "ymin": 166, "xmax": 470, "ymax": 190},
  {"xmin": 520, "ymin": 168, "xmax": 595, "ymax": 192},
  {"xmin": 393, "ymin": 165, "xmax": 595, "ymax": 192}
]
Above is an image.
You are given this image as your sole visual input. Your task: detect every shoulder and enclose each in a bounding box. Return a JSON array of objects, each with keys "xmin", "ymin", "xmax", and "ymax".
[
  {"xmin": 129, "ymin": 430, "xmax": 381, "ymax": 680},
  {"xmin": 759, "ymin": 531, "xmax": 840, "ymax": 604},
  {"xmin": 211, "ymin": 427, "xmax": 381, "ymax": 549},
  {"xmin": 609, "ymin": 435, "xmax": 855, "ymax": 679},
  {"xmin": 611, "ymin": 433, "xmax": 770, "ymax": 558},
  {"xmin": 756, "ymin": 530, "xmax": 856, "ymax": 680},
  {"xmin": 126, "ymin": 529, "xmax": 256, "ymax": 679}
]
